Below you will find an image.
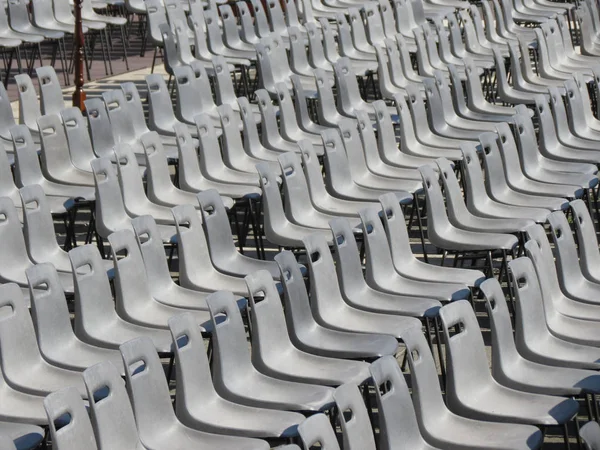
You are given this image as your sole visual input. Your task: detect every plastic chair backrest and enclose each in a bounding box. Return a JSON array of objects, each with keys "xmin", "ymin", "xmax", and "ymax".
[
  {"xmin": 580, "ymin": 421, "xmax": 600, "ymax": 450},
  {"xmin": 369, "ymin": 355, "xmax": 426, "ymax": 450},
  {"xmin": 197, "ymin": 188, "xmax": 239, "ymax": 257},
  {"xmin": 0, "ymin": 84, "xmax": 16, "ymax": 140},
  {"xmin": 37, "ymin": 113, "xmax": 76, "ymax": 179},
  {"xmin": 108, "ymin": 229, "xmax": 155, "ymax": 320},
  {"xmin": 333, "ymin": 383, "xmax": 376, "ymax": 450},
  {"xmin": 439, "ymin": 300, "xmax": 493, "ymax": 404},
  {"xmin": 90, "ymin": 157, "xmax": 131, "ymax": 238},
  {"xmin": 298, "ymin": 414, "xmax": 341, "ymax": 450},
  {"xmin": 103, "ymin": 89, "xmax": 136, "ymax": 144},
  {"xmin": 145, "ymin": 74, "xmax": 178, "ymax": 135},
  {"xmin": 205, "ymin": 291, "xmax": 252, "ymax": 393},
  {"xmin": 140, "ymin": 131, "xmax": 178, "ymax": 204},
  {"xmin": 0, "ymin": 195, "xmax": 31, "ymax": 277},
  {"xmin": 26, "ymin": 263, "xmax": 76, "ymax": 359},
  {"xmin": 121, "ymin": 82, "xmax": 150, "ymax": 139},
  {"xmin": 113, "ymin": 143, "xmax": 151, "ymax": 211},
  {"xmin": 20, "ymin": 184, "xmax": 63, "ymax": 267},
  {"xmin": 168, "ymin": 312, "xmax": 216, "ymax": 407},
  {"xmin": 14, "ymin": 74, "xmax": 41, "ymax": 133},
  {"xmin": 480, "ymin": 276, "xmax": 522, "ymax": 375},
  {"xmin": 69, "ymin": 244, "xmax": 118, "ymax": 340},
  {"xmin": 145, "ymin": 0, "xmax": 168, "ymax": 47},
  {"xmin": 275, "ymin": 250, "xmax": 318, "ymax": 342},
  {"xmin": 131, "ymin": 215, "xmax": 174, "ymax": 291},
  {"xmin": 61, "ymin": 107, "xmax": 95, "ymax": 171},
  {"xmin": 509, "ymin": 256, "xmax": 551, "ymax": 349},
  {"xmin": 569, "ymin": 199, "xmax": 600, "ymax": 281},
  {"xmin": 212, "ymin": 56, "xmax": 236, "ymax": 106},
  {"xmin": 35, "ymin": 66, "xmax": 65, "ymax": 116},
  {"xmin": 172, "ymin": 204, "xmax": 215, "ymax": 288},
  {"xmin": 246, "ymin": 270, "xmax": 292, "ymax": 364},
  {"xmin": 44, "ymin": 387, "xmax": 98, "ymax": 450},
  {"xmin": 547, "ymin": 210, "xmax": 584, "ymax": 288},
  {"xmin": 84, "ymin": 98, "xmax": 116, "ymax": 159},
  {"xmin": 0, "ymin": 281, "xmax": 45, "ymax": 376},
  {"xmin": 83, "ymin": 361, "xmax": 143, "ymax": 449},
  {"xmin": 120, "ymin": 337, "xmax": 178, "ymax": 438},
  {"xmin": 11, "ymin": 125, "xmax": 44, "ymax": 187}
]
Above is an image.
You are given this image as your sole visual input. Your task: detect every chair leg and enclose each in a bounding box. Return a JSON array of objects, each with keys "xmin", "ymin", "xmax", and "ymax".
[
  {"xmin": 151, "ymin": 47, "xmax": 158, "ymax": 73},
  {"xmin": 120, "ymin": 25, "xmax": 129, "ymax": 70},
  {"xmin": 83, "ymin": 35, "xmax": 91, "ymax": 80},
  {"xmin": 433, "ymin": 316, "xmax": 446, "ymax": 389},
  {"xmin": 104, "ymin": 28, "xmax": 114, "ymax": 75},
  {"xmin": 562, "ymin": 423, "xmax": 571, "ymax": 450},
  {"xmin": 59, "ymin": 38, "xmax": 70, "ymax": 86},
  {"xmin": 414, "ymin": 193, "xmax": 428, "ymax": 263}
]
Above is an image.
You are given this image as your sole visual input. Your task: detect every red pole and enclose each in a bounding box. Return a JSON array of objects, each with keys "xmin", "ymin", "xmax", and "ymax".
[{"xmin": 72, "ymin": 0, "xmax": 86, "ymax": 111}]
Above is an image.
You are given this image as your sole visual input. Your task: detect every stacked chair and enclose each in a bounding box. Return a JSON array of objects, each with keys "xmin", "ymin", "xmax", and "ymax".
[{"xmin": 2, "ymin": 0, "xmax": 600, "ymax": 447}]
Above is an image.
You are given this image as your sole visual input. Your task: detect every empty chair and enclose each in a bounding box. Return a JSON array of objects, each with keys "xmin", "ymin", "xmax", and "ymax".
[
  {"xmin": 26, "ymin": 263, "xmax": 123, "ymax": 373},
  {"xmin": 91, "ymin": 157, "xmax": 175, "ymax": 244},
  {"xmin": 11, "ymin": 125, "xmax": 95, "ymax": 201},
  {"xmin": 197, "ymin": 190, "xmax": 279, "ymax": 279},
  {"xmin": 419, "ymin": 165, "xmax": 519, "ymax": 252},
  {"xmin": 120, "ymin": 337, "xmax": 270, "ymax": 450},
  {"xmin": 547, "ymin": 210, "xmax": 600, "ymax": 306},
  {"xmin": 278, "ymin": 151, "xmax": 362, "ymax": 230},
  {"xmin": 330, "ymin": 217, "xmax": 443, "ymax": 317},
  {"xmin": 69, "ymin": 244, "xmax": 174, "ymax": 354},
  {"xmin": 256, "ymin": 163, "xmax": 333, "ymax": 248},
  {"xmin": 524, "ymin": 224, "xmax": 600, "ymax": 321},
  {"xmin": 168, "ymin": 312, "xmax": 303, "ymax": 438},
  {"xmin": 298, "ymin": 141, "xmax": 377, "ymax": 218},
  {"xmin": 402, "ymin": 326, "xmax": 544, "ymax": 449},
  {"xmin": 479, "ymin": 132, "xmax": 568, "ymax": 212},
  {"xmin": 246, "ymin": 270, "xmax": 371, "ymax": 386},
  {"xmin": 304, "ymin": 233, "xmax": 423, "ymax": 339},
  {"xmin": 60, "ymin": 107, "xmax": 97, "ymax": 173},
  {"xmin": 83, "ymin": 361, "xmax": 144, "ymax": 449},
  {"xmin": 114, "ymin": 143, "xmax": 181, "ymax": 225},
  {"xmin": 172, "ymin": 204, "xmax": 250, "ymax": 296},
  {"xmin": 19, "ymin": 185, "xmax": 90, "ymax": 274},
  {"xmin": 44, "ymin": 387, "xmax": 98, "ymax": 450},
  {"xmin": 0, "ymin": 196, "xmax": 73, "ymax": 293},
  {"xmin": 132, "ymin": 215, "xmax": 211, "ymax": 310},
  {"xmin": 37, "ymin": 114, "xmax": 95, "ymax": 187},
  {"xmin": 439, "ymin": 300, "xmax": 579, "ymax": 428},
  {"xmin": 481, "ymin": 277, "xmax": 600, "ymax": 396},
  {"xmin": 140, "ymin": 132, "xmax": 225, "ymax": 210},
  {"xmin": 108, "ymin": 229, "xmax": 212, "ymax": 331},
  {"xmin": 434, "ymin": 159, "xmax": 535, "ymax": 235},
  {"xmin": 509, "ymin": 255, "xmax": 600, "ymax": 369},
  {"xmin": 0, "ymin": 282, "xmax": 87, "ymax": 397},
  {"xmin": 460, "ymin": 143, "xmax": 551, "ymax": 223},
  {"xmin": 206, "ymin": 290, "xmax": 335, "ymax": 412},
  {"xmin": 359, "ymin": 205, "xmax": 471, "ymax": 302},
  {"xmin": 194, "ymin": 114, "xmax": 260, "ymax": 187},
  {"xmin": 275, "ymin": 250, "xmax": 400, "ymax": 360},
  {"xmin": 174, "ymin": 122, "xmax": 261, "ymax": 200}
]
